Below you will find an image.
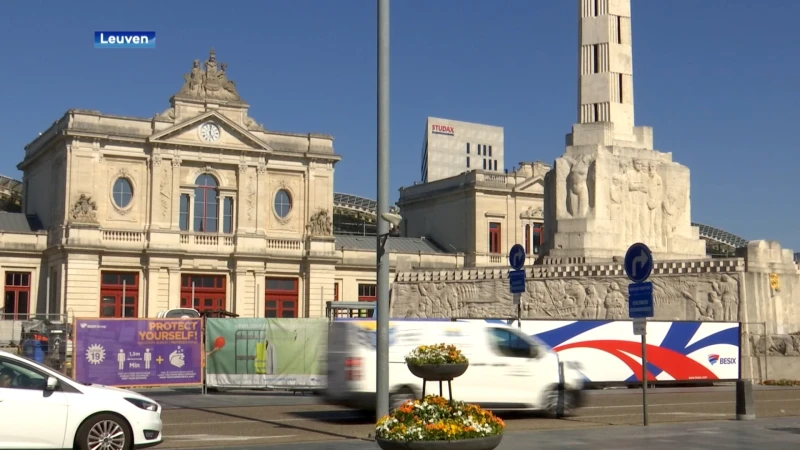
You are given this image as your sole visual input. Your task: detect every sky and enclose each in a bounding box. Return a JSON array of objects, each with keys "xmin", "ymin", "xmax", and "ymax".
[{"xmin": 1, "ymin": 1, "xmax": 798, "ymax": 251}]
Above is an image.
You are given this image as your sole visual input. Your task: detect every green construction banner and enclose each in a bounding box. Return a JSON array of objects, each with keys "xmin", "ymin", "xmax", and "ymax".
[{"xmin": 204, "ymin": 318, "xmax": 328, "ymax": 389}]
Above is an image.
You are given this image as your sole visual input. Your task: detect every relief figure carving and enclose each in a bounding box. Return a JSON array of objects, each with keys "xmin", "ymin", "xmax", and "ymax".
[
  {"xmin": 609, "ymin": 161, "xmax": 632, "ymax": 240},
  {"xmin": 70, "ymin": 194, "xmax": 98, "ymax": 223},
  {"xmin": 307, "ymin": 209, "xmax": 332, "ymax": 236},
  {"xmin": 603, "ymin": 282, "xmax": 626, "ymax": 320},
  {"xmin": 714, "ymin": 274, "xmax": 739, "ymax": 321},
  {"xmin": 628, "ymin": 159, "xmax": 649, "ymax": 241},
  {"xmin": 580, "ymin": 285, "xmax": 603, "ymax": 319},
  {"xmin": 246, "ymin": 174, "xmax": 256, "ymax": 223},
  {"xmin": 391, "ymin": 273, "xmax": 741, "ymax": 323},
  {"xmin": 646, "ymin": 162, "xmax": 663, "ymax": 246},
  {"xmin": 159, "ymin": 166, "xmax": 170, "ymax": 219},
  {"xmin": 564, "ymin": 154, "xmax": 591, "ymax": 217}
]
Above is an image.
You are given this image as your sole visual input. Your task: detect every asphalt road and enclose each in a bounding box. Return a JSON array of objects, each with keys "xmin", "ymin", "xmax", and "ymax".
[{"xmin": 143, "ymin": 386, "xmax": 800, "ymax": 449}]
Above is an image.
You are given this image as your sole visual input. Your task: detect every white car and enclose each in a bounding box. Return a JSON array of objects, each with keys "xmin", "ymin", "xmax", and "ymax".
[{"xmin": 0, "ymin": 349, "xmax": 163, "ymax": 450}]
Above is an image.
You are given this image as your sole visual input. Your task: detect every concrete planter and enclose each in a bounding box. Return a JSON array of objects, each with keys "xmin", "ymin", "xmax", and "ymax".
[{"xmin": 376, "ymin": 435, "xmax": 503, "ymax": 450}]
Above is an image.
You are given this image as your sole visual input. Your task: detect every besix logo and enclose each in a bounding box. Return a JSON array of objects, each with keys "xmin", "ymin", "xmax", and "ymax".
[
  {"xmin": 708, "ymin": 353, "xmax": 736, "ymax": 365},
  {"xmin": 94, "ymin": 31, "xmax": 156, "ymax": 49}
]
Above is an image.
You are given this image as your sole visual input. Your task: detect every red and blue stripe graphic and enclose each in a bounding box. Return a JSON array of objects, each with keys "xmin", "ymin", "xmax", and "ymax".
[{"xmin": 475, "ymin": 319, "xmax": 740, "ymax": 382}]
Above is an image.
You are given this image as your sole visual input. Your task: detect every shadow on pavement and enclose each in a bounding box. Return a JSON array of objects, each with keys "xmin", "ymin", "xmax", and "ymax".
[
  {"xmin": 170, "ymin": 406, "xmax": 374, "ymax": 442},
  {"xmin": 288, "ymin": 410, "xmax": 375, "ymax": 425}
]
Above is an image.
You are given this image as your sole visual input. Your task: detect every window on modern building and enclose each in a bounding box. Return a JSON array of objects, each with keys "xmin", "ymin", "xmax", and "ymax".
[
  {"xmin": 483, "ymin": 159, "xmax": 487, "ymax": 170},
  {"xmin": 617, "ymin": 16, "xmax": 622, "ymax": 43},
  {"xmin": 524, "ymin": 224, "xmax": 531, "ymax": 254},
  {"xmin": 179, "ymin": 194, "xmax": 190, "ymax": 231},
  {"xmin": 193, "ymin": 174, "xmax": 219, "ymax": 233},
  {"xmin": 593, "ymin": 44, "xmax": 599, "ymax": 73},
  {"xmin": 100, "ymin": 272, "xmax": 138, "ymax": 318},
  {"xmin": 3, "ymin": 272, "xmax": 31, "ymax": 320},
  {"xmin": 112, "ymin": 178, "xmax": 133, "ymax": 209},
  {"xmin": 274, "ymin": 189, "xmax": 292, "ymax": 219},
  {"xmin": 466, "ymin": 157, "xmax": 470, "ymax": 168},
  {"xmin": 357, "ymin": 283, "xmax": 376, "ymax": 318},
  {"xmin": 466, "ymin": 143, "xmax": 470, "ymax": 154},
  {"xmin": 618, "ymin": 73, "xmax": 624, "ymax": 103},
  {"xmin": 222, "ymin": 197, "xmax": 234, "ymax": 234},
  {"xmin": 533, "ymin": 222, "xmax": 544, "ymax": 255},
  {"xmin": 594, "ymin": 0, "xmax": 599, "ymax": 16},
  {"xmin": 488, "ymin": 222, "xmax": 501, "ymax": 254},
  {"xmin": 334, "ymin": 282, "xmax": 339, "ymax": 301},
  {"xmin": 488, "ymin": 146, "xmax": 492, "ymax": 157},
  {"xmin": 180, "ymin": 274, "xmax": 226, "ymax": 314},
  {"xmin": 493, "ymin": 160, "xmax": 498, "ymax": 171},
  {"xmin": 265, "ymin": 278, "xmax": 298, "ymax": 318}
]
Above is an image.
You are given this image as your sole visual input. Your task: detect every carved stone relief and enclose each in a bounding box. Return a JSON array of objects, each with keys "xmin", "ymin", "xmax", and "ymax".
[
  {"xmin": 390, "ymin": 273, "xmax": 741, "ymax": 322},
  {"xmin": 70, "ymin": 194, "xmax": 98, "ymax": 223},
  {"xmin": 159, "ymin": 166, "xmax": 171, "ymax": 220},
  {"xmin": 520, "ymin": 206, "xmax": 543, "ymax": 220},
  {"xmin": 749, "ymin": 334, "xmax": 800, "ymax": 357},
  {"xmin": 171, "ymin": 157, "xmax": 182, "ymax": 168},
  {"xmin": 307, "ymin": 209, "xmax": 332, "ymax": 236},
  {"xmin": 563, "ymin": 154, "xmax": 593, "ymax": 217},
  {"xmin": 176, "ymin": 48, "xmax": 241, "ymax": 102},
  {"xmin": 246, "ymin": 173, "xmax": 256, "ymax": 223},
  {"xmin": 150, "ymin": 155, "xmax": 162, "ymax": 168}
]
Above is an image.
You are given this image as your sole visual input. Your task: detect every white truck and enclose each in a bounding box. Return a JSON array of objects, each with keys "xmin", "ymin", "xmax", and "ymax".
[{"xmin": 324, "ymin": 319, "xmax": 586, "ymax": 417}]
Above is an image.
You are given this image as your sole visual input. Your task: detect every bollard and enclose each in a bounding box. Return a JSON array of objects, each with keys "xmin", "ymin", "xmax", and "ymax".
[{"xmin": 735, "ymin": 379, "xmax": 756, "ymax": 421}]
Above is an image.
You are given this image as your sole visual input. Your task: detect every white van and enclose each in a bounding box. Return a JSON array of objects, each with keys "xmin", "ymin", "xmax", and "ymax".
[{"xmin": 324, "ymin": 319, "xmax": 586, "ymax": 417}]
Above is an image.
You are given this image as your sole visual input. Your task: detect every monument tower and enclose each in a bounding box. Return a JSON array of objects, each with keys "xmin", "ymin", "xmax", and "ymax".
[{"xmin": 543, "ymin": 0, "xmax": 707, "ymax": 263}]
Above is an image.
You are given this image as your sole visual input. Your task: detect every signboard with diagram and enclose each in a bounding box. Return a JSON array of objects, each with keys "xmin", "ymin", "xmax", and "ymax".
[
  {"xmin": 73, "ymin": 318, "xmax": 203, "ymax": 387},
  {"xmin": 204, "ymin": 318, "xmax": 327, "ymax": 389}
]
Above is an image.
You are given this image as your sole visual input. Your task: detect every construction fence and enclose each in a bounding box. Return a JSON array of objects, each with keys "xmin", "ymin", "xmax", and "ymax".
[{"xmin": 67, "ymin": 316, "xmax": 328, "ymax": 390}]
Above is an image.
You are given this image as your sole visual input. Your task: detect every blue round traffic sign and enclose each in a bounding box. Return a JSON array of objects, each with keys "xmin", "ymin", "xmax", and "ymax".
[
  {"xmin": 508, "ymin": 244, "xmax": 526, "ymax": 270},
  {"xmin": 624, "ymin": 243, "xmax": 653, "ymax": 283}
]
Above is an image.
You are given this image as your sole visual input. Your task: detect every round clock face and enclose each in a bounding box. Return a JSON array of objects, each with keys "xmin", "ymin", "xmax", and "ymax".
[{"xmin": 199, "ymin": 122, "xmax": 221, "ymax": 142}]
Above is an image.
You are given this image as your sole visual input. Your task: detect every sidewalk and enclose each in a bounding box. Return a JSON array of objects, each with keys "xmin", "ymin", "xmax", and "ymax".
[{"xmin": 263, "ymin": 416, "xmax": 800, "ymax": 450}]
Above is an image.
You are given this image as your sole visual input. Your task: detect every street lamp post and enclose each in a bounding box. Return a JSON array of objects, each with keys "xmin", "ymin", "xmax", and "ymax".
[{"xmin": 375, "ymin": 0, "xmax": 391, "ymax": 421}]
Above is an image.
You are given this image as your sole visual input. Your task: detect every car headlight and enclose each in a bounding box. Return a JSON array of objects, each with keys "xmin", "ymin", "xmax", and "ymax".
[{"xmin": 125, "ymin": 398, "xmax": 159, "ymax": 412}]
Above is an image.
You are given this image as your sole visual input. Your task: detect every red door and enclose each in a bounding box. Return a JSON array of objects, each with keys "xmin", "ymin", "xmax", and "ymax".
[
  {"xmin": 99, "ymin": 272, "xmax": 138, "ymax": 318},
  {"xmin": 180, "ymin": 275, "xmax": 226, "ymax": 314},
  {"xmin": 489, "ymin": 222, "xmax": 501, "ymax": 253},
  {"xmin": 3, "ymin": 272, "xmax": 31, "ymax": 320},
  {"xmin": 265, "ymin": 278, "xmax": 298, "ymax": 318},
  {"xmin": 357, "ymin": 284, "xmax": 376, "ymax": 317}
]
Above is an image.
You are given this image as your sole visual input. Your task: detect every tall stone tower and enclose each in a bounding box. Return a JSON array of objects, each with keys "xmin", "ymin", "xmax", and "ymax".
[{"xmin": 542, "ymin": 0, "xmax": 707, "ymax": 263}]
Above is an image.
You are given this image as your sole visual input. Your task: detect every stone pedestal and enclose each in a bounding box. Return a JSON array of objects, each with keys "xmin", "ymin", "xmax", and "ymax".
[{"xmin": 544, "ymin": 123, "xmax": 706, "ymax": 263}]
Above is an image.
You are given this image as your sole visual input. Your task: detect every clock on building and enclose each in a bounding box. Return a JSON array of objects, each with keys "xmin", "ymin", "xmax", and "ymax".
[{"xmin": 198, "ymin": 122, "xmax": 221, "ymax": 142}]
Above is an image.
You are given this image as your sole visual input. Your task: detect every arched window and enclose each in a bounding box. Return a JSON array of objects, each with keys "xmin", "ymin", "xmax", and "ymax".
[{"xmin": 193, "ymin": 174, "xmax": 219, "ymax": 232}]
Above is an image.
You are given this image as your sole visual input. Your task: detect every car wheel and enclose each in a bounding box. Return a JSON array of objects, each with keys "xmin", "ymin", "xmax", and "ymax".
[
  {"xmin": 75, "ymin": 413, "xmax": 132, "ymax": 450},
  {"xmin": 543, "ymin": 385, "xmax": 574, "ymax": 418},
  {"xmin": 389, "ymin": 387, "xmax": 416, "ymax": 411}
]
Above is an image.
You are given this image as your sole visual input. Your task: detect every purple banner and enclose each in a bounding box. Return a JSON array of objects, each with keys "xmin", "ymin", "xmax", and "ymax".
[{"xmin": 74, "ymin": 318, "xmax": 203, "ymax": 387}]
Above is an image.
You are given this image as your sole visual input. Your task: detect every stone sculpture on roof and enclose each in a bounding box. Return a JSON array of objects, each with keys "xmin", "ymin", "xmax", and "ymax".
[{"xmin": 177, "ymin": 48, "xmax": 241, "ymax": 102}]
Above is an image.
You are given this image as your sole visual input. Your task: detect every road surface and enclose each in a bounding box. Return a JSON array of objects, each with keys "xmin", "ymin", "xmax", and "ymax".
[{"xmin": 145, "ymin": 386, "xmax": 800, "ymax": 449}]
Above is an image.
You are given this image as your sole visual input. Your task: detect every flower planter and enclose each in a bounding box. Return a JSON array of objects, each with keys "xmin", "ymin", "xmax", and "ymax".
[
  {"xmin": 407, "ymin": 362, "xmax": 469, "ymax": 381},
  {"xmin": 376, "ymin": 434, "xmax": 503, "ymax": 450}
]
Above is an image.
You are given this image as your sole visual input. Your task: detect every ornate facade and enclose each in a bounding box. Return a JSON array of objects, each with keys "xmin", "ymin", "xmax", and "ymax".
[{"xmin": 0, "ymin": 49, "xmax": 464, "ymax": 326}]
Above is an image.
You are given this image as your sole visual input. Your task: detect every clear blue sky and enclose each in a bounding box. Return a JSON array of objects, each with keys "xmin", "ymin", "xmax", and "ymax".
[{"xmin": 2, "ymin": 1, "xmax": 797, "ymax": 251}]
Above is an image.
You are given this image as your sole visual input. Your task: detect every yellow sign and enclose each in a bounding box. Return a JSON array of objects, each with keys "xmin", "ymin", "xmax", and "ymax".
[{"xmin": 769, "ymin": 273, "xmax": 780, "ymax": 291}]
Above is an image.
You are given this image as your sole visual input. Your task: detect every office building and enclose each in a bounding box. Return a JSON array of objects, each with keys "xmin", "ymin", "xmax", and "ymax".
[{"xmin": 420, "ymin": 117, "xmax": 504, "ymax": 183}]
